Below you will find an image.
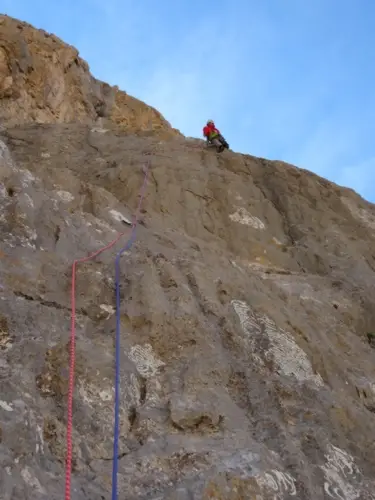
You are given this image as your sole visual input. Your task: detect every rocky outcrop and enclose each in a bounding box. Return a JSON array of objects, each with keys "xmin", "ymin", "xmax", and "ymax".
[
  {"xmin": 0, "ymin": 14, "xmax": 181, "ymax": 138},
  {"xmin": 1, "ymin": 15, "xmax": 375, "ymax": 500}
]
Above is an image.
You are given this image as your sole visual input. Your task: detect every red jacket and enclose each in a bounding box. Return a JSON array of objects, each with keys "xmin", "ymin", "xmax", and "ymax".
[{"xmin": 203, "ymin": 123, "xmax": 220, "ymax": 139}]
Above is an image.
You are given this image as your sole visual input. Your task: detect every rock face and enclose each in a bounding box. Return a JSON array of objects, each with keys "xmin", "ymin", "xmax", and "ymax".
[
  {"xmin": 0, "ymin": 15, "xmax": 180, "ymax": 138},
  {"xmin": 1, "ymin": 14, "xmax": 375, "ymax": 500}
]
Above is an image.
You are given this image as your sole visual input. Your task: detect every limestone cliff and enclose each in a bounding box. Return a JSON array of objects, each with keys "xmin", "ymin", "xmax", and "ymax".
[
  {"xmin": 0, "ymin": 14, "xmax": 181, "ymax": 138},
  {"xmin": 1, "ymin": 14, "xmax": 375, "ymax": 500}
]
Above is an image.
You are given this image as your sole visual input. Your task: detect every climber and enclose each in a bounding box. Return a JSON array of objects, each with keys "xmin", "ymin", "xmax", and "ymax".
[{"xmin": 202, "ymin": 120, "xmax": 229, "ymax": 152}]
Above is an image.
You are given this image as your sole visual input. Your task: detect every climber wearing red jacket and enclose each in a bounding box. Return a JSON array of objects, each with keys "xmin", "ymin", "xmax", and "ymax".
[
  {"xmin": 203, "ymin": 120, "xmax": 220, "ymax": 141},
  {"xmin": 202, "ymin": 120, "xmax": 228, "ymax": 152}
]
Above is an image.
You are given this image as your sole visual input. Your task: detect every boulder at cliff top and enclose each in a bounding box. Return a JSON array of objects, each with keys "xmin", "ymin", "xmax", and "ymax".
[{"xmin": 1, "ymin": 13, "xmax": 375, "ymax": 500}]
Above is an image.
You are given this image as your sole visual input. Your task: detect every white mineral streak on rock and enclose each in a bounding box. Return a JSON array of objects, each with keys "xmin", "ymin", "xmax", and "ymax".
[
  {"xmin": 272, "ymin": 236, "xmax": 283, "ymax": 246},
  {"xmin": 0, "ymin": 183, "xmax": 7, "ymax": 198},
  {"xmin": 229, "ymin": 207, "xmax": 265, "ymax": 229},
  {"xmin": 246, "ymin": 262, "xmax": 270, "ymax": 273},
  {"xmin": 128, "ymin": 344, "xmax": 165, "ymax": 378},
  {"xmin": 20, "ymin": 169, "xmax": 36, "ymax": 188},
  {"xmin": 0, "ymin": 400, "xmax": 13, "ymax": 411},
  {"xmin": 128, "ymin": 372, "xmax": 141, "ymax": 406},
  {"xmin": 369, "ymin": 382, "xmax": 375, "ymax": 397},
  {"xmin": 232, "ymin": 300, "xmax": 261, "ymax": 336},
  {"xmin": 36, "ymin": 424, "xmax": 44, "ymax": 454},
  {"xmin": 56, "ymin": 190, "xmax": 74, "ymax": 202},
  {"xmin": 321, "ymin": 444, "xmax": 361, "ymax": 500},
  {"xmin": 0, "ymin": 188, "xmax": 10, "ymax": 220},
  {"xmin": 231, "ymin": 300, "xmax": 264, "ymax": 366},
  {"xmin": 230, "ymin": 260, "xmax": 245, "ymax": 273},
  {"xmin": 260, "ymin": 313, "xmax": 324, "ymax": 386},
  {"xmin": 93, "ymin": 216, "xmax": 117, "ymax": 233},
  {"xmin": 23, "ymin": 193, "xmax": 34, "ymax": 209},
  {"xmin": 256, "ymin": 469, "xmax": 297, "ymax": 496},
  {"xmin": 26, "ymin": 228, "xmax": 37, "ymax": 241},
  {"xmin": 0, "ymin": 139, "xmax": 14, "ymax": 168},
  {"xmin": 232, "ymin": 300, "xmax": 324, "ymax": 386},
  {"xmin": 99, "ymin": 389, "xmax": 113, "ymax": 402},
  {"xmin": 91, "ymin": 127, "xmax": 108, "ymax": 133},
  {"xmin": 219, "ymin": 450, "xmax": 297, "ymax": 497},
  {"xmin": 79, "ymin": 383, "xmax": 114, "ymax": 406},
  {"xmin": 78, "ymin": 385, "xmax": 93, "ymax": 406},
  {"xmin": 99, "ymin": 304, "xmax": 115, "ymax": 317},
  {"xmin": 21, "ymin": 467, "xmax": 46, "ymax": 494},
  {"xmin": 0, "ymin": 140, "xmax": 38, "ymax": 192},
  {"xmin": 109, "ymin": 209, "xmax": 132, "ymax": 225}
]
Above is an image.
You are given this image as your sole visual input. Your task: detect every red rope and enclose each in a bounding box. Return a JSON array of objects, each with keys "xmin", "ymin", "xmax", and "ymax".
[{"xmin": 65, "ymin": 230, "xmax": 126, "ymax": 500}]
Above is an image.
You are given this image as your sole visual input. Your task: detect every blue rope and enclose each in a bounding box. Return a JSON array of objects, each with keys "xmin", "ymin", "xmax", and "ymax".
[
  {"xmin": 111, "ymin": 162, "xmax": 149, "ymax": 500},
  {"xmin": 111, "ymin": 231, "xmax": 136, "ymax": 500}
]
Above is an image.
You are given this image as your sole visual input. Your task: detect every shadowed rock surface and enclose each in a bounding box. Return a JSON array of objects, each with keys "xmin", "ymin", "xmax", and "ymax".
[{"xmin": 1, "ymin": 14, "xmax": 375, "ymax": 500}]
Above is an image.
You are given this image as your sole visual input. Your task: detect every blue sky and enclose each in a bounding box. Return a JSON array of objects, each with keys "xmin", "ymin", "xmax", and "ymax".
[{"xmin": 3, "ymin": 0, "xmax": 375, "ymax": 202}]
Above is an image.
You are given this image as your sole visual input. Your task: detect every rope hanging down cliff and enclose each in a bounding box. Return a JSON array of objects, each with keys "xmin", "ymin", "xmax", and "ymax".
[
  {"xmin": 64, "ymin": 162, "xmax": 150, "ymax": 500},
  {"xmin": 112, "ymin": 162, "xmax": 149, "ymax": 500}
]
